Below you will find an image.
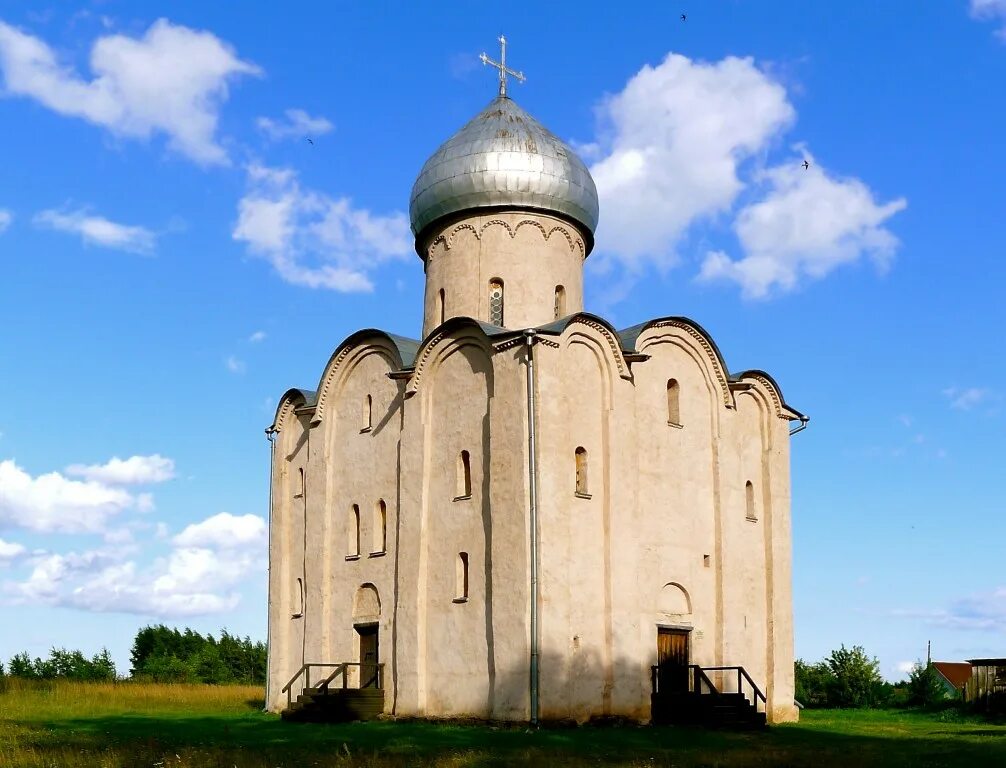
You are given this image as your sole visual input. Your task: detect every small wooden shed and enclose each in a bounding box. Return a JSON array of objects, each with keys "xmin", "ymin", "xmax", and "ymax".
[{"xmin": 964, "ymin": 658, "xmax": 1006, "ymax": 710}]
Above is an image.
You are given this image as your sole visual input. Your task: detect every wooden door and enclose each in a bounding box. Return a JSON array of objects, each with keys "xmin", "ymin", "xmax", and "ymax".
[
  {"xmin": 357, "ymin": 624, "xmax": 379, "ymax": 688},
  {"xmin": 657, "ymin": 628, "xmax": 689, "ymax": 693}
]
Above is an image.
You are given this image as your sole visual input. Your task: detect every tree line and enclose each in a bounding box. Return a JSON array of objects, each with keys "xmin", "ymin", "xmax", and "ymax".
[
  {"xmin": 796, "ymin": 644, "xmax": 947, "ymax": 709},
  {"xmin": 0, "ymin": 626, "xmax": 266, "ymax": 684}
]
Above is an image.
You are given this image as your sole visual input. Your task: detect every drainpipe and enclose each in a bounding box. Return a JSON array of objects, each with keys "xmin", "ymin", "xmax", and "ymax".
[
  {"xmin": 524, "ymin": 329, "xmax": 540, "ymax": 726},
  {"xmin": 264, "ymin": 426, "xmax": 278, "ymax": 712}
]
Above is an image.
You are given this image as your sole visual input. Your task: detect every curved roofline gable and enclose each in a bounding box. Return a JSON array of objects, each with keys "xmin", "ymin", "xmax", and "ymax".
[
  {"xmin": 409, "ymin": 316, "xmax": 504, "ymax": 396},
  {"xmin": 540, "ymin": 312, "xmax": 632, "ymax": 381},
  {"xmin": 312, "ymin": 329, "xmax": 420, "ymax": 425},
  {"xmin": 269, "ymin": 388, "xmax": 316, "ymax": 433},
  {"xmin": 623, "ymin": 317, "xmax": 732, "ymax": 407},
  {"xmin": 732, "ymin": 369, "xmax": 806, "ymax": 421}
]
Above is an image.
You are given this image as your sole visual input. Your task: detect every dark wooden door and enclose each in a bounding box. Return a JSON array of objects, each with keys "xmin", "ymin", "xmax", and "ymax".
[
  {"xmin": 357, "ymin": 624, "xmax": 379, "ymax": 688},
  {"xmin": 657, "ymin": 628, "xmax": 689, "ymax": 693}
]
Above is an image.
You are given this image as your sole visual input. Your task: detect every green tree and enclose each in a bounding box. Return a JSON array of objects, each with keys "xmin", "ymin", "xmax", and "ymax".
[
  {"xmin": 8, "ymin": 652, "xmax": 34, "ymax": 678},
  {"xmin": 909, "ymin": 661, "xmax": 948, "ymax": 708},
  {"xmin": 795, "ymin": 659, "xmax": 834, "ymax": 708},
  {"xmin": 825, "ymin": 644, "xmax": 883, "ymax": 707}
]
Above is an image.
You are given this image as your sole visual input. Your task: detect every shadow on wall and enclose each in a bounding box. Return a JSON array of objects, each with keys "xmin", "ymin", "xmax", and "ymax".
[{"xmin": 489, "ymin": 650, "xmax": 656, "ymax": 723}]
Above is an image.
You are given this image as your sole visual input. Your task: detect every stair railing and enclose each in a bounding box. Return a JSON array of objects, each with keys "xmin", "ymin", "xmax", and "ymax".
[
  {"xmin": 281, "ymin": 662, "xmax": 386, "ymax": 709},
  {"xmin": 699, "ymin": 665, "xmax": 767, "ymax": 713},
  {"xmin": 649, "ymin": 664, "xmax": 766, "ymax": 713}
]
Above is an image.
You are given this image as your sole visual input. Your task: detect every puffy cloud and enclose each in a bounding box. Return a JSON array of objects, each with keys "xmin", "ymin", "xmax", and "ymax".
[
  {"xmin": 3, "ymin": 512, "xmax": 266, "ymax": 618},
  {"xmin": 0, "ymin": 18, "xmax": 258, "ymax": 165},
  {"xmin": 0, "ymin": 459, "xmax": 143, "ymax": 533},
  {"xmin": 0, "ymin": 209, "xmax": 11, "ymax": 232},
  {"xmin": 65, "ymin": 454, "xmax": 175, "ymax": 485},
  {"xmin": 585, "ymin": 52, "xmax": 904, "ymax": 298},
  {"xmin": 34, "ymin": 208, "xmax": 155, "ymax": 254},
  {"xmin": 248, "ymin": 330, "xmax": 267, "ymax": 343},
  {"xmin": 224, "ymin": 355, "xmax": 246, "ymax": 374},
  {"xmin": 257, "ymin": 108, "xmax": 333, "ymax": 142},
  {"xmin": 698, "ymin": 152, "xmax": 906, "ymax": 298},
  {"xmin": 589, "ymin": 53, "xmax": 794, "ymax": 268},
  {"xmin": 971, "ymin": 0, "xmax": 1006, "ymax": 39},
  {"xmin": 172, "ymin": 512, "xmax": 266, "ymax": 550},
  {"xmin": 894, "ymin": 660, "xmax": 917, "ymax": 676},
  {"xmin": 233, "ymin": 164, "xmax": 411, "ymax": 292},
  {"xmin": 0, "ymin": 537, "xmax": 26, "ymax": 564}
]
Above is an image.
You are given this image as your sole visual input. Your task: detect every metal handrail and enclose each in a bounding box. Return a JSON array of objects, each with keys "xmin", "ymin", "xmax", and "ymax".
[{"xmin": 281, "ymin": 662, "xmax": 385, "ymax": 709}]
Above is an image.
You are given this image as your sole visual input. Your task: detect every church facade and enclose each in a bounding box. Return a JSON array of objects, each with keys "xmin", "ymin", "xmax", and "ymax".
[{"xmin": 265, "ymin": 83, "xmax": 804, "ymax": 724}]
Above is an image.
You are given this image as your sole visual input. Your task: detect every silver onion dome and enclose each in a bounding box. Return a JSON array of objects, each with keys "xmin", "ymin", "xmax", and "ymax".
[{"xmin": 409, "ymin": 96, "xmax": 599, "ymax": 246}]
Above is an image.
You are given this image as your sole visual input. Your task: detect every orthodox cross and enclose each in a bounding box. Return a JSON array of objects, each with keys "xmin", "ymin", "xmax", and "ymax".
[{"xmin": 479, "ymin": 35, "xmax": 525, "ymax": 97}]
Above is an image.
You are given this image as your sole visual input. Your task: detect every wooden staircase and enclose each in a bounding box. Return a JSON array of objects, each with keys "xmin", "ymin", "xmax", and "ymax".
[
  {"xmin": 281, "ymin": 662, "xmax": 385, "ymax": 723},
  {"xmin": 651, "ymin": 665, "xmax": 767, "ymax": 728}
]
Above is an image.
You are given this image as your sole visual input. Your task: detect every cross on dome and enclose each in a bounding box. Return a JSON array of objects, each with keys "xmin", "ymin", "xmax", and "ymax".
[{"xmin": 479, "ymin": 35, "xmax": 525, "ymax": 97}]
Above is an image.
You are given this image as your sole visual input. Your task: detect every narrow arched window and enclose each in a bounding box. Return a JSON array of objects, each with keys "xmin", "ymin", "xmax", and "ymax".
[
  {"xmin": 362, "ymin": 394, "xmax": 373, "ymax": 432},
  {"xmin": 456, "ymin": 450, "xmax": 472, "ymax": 499},
  {"xmin": 667, "ymin": 379, "xmax": 681, "ymax": 426},
  {"xmin": 455, "ymin": 552, "xmax": 469, "ymax": 602},
  {"xmin": 373, "ymin": 500, "xmax": 387, "ymax": 553},
  {"xmin": 295, "ymin": 467, "xmax": 305, "ymax": 498},
  {"xmin": 554, "ymin": 285, "xmax": 566, "ymax": 319},
  {"xmin": 488, "ymin": 279, "xmax": 504, "ymax": 326},
  {"xmin": 348, "ymin": 504, "xmax": 361, "ymax": 557},
  {"xmin": 293, "ymin": 577, "xmax": 304, "ymax": 618},
  {"xmin": 438, "ymin": 288, "xmax": 446, "ymax": 325},
  {"xmin": 575, "ymin": 447, "xmax": 589, "ymax": 496},
  {"xmin": 745, "ymin": 481, "xmax": 757, "ymax": 521}
]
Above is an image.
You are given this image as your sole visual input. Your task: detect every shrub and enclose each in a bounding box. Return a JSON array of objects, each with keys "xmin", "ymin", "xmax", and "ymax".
[{"xmin": 909, "ymin": 661, "xmax": 949, "ymax": 708}]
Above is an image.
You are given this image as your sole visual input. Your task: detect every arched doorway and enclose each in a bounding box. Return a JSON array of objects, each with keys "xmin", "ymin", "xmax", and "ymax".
[
  {"xmin": 353, "ymin": 584, "xmax": 381, "ymax": 688},
  {"xmin": 657, "ymin": 583, "xmax": 692, "ymax": 693}
]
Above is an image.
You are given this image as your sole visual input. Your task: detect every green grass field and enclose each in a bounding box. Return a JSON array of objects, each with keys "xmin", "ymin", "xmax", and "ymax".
[{"xmin": 1, "ymin": 679, "xmax": 1003, "ymax": 767}]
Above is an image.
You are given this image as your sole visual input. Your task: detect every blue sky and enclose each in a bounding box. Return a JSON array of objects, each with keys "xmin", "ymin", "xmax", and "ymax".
[{"xmin": 0, "ymin": 1, "xmax": 1004, "ymax": 681}]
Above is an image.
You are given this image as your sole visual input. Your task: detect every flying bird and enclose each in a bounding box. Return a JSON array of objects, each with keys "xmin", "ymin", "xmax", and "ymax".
[
  {"xmin": 681, "ymin": 13, "xmax": 687, "ymax": 21},
  {"xmin": 306, "ymin": 137, "xmax": 314, "ymax": 145},
  {"xmin": 802, "ymin": 159, "xmax": 810, "ymax": 170}
]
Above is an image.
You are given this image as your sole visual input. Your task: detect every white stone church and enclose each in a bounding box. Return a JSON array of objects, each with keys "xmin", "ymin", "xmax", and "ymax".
[{"xmin": 266, "ymin": 49, "xmax": 804, "ymax": 725}]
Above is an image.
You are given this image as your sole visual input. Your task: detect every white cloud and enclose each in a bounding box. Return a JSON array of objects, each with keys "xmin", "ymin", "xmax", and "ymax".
[
  {"xmin": 224, "ymin": 354, "xmax": 246, "ymax": 374},
  {"xmin": 0, "ymin": 18, "xmax": 258, "ymax": 165},
  {"xmin": 233, "ymin": 164, "xmax": 412, "ymax": 292},
  {"xmin": 971, "ymin": 0, "xmax": 1006, "ymax": 39},
  {"xmin": 584, "ymin": 52, "xmax": 904, "ymax": 299},
  {"xmin": 898, "ymin": 587, "xmax": 1006, "ymax": 632},
  {"xmin": 3, "ymin": 512, "xmax": 266, "ymax": 618},
  {"xmin": 698, "ymin": 151, "xmax": 906, "ymax": 298},
  {"xmin": 248, "ymin": 330, "xmax": 266, "ymax": 343},
  {"xmin": 895, "ymin": 660, "xmax": 917, "ymax": 676},
  {"xmin": 589, "ymin": 53, "xmax": 795, "ymax": 269},
  {"xmin": 256, "ymin": 108, "xmax": 333, "ymax": 142},
  {"xmin": 0, "ymin": 459, "xmax": 144, "ymax": 534},
  {"xmin": 65, "ymin": 454, "xmax": 175, "ymax": 485},
  {"xmin": 34, "ymin": 208, "xmax": 155, "ymax": 254},
  {"xmin": 0, "ymin": 209, "xmax": 11, "ymax": 232},
  {"xmin": 943, "ymin": 386, "xmax": 992, "ymax": 411},
  {"xmin": 0, "ymin": 537, "xmax": 26, "ymax": 563},
  {"xmin": 173, "ymin": 512, "xmax": 266, "ymax": 550}
]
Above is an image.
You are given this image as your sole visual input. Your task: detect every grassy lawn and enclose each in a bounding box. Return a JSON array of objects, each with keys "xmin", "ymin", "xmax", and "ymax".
[{"xmin": 1, "ymin": 680, "xmax": 1003, "ymax": 767}]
